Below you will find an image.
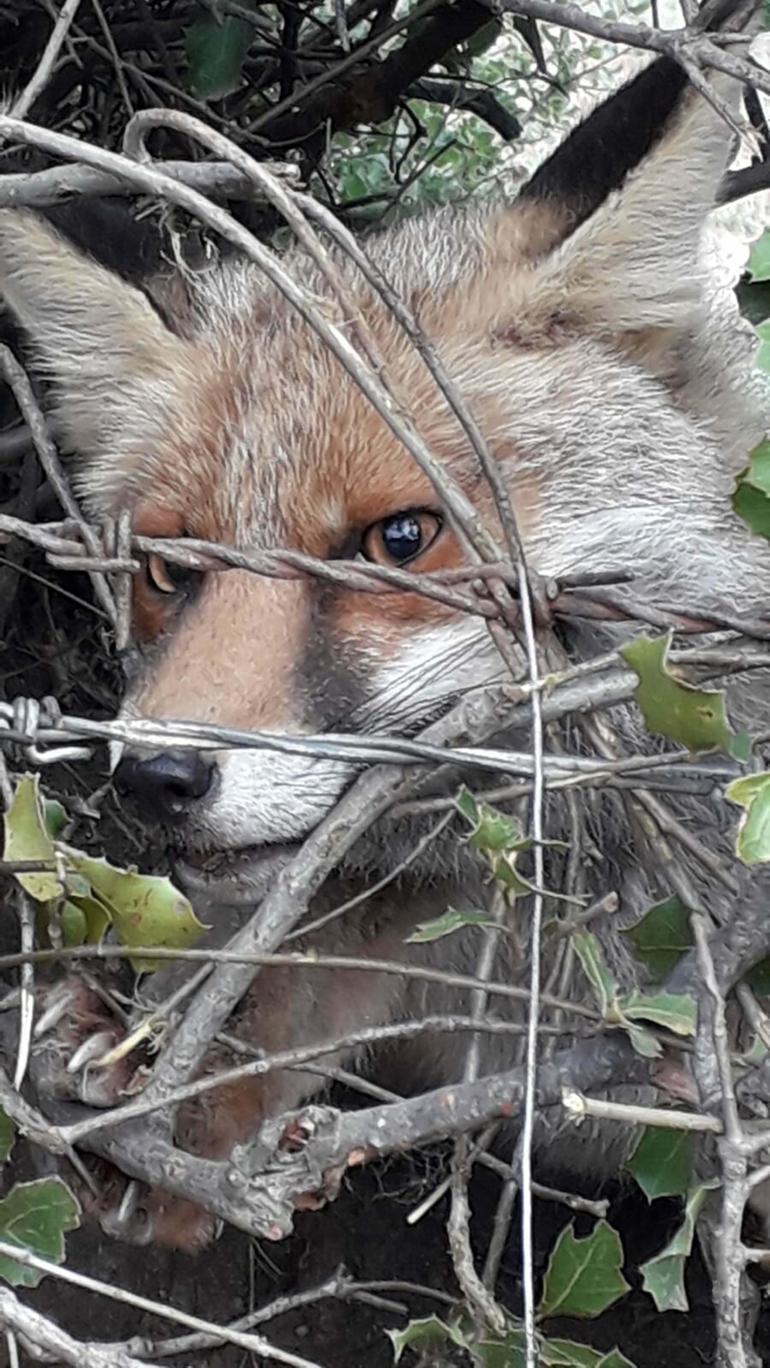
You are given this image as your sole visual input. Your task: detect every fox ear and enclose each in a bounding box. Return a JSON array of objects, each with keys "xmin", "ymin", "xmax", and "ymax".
[
  {"xmin": 500, "ymin": 60, "xmax": 738, "ymax": 350},
  {"xmin": 0, "ymin": 209, "xmax": 194, "ymax": 507}
]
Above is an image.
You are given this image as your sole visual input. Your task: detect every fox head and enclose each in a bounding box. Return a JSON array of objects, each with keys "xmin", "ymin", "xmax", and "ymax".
[{"xmin": 0, "ymin": 58, "xmax": 767, "ymax": 901}]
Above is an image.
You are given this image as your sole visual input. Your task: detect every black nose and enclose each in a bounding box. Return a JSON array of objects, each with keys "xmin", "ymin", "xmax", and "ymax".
[{"xmin": 114, "ymin": 749, "xmax": 215, "ymax": 822}]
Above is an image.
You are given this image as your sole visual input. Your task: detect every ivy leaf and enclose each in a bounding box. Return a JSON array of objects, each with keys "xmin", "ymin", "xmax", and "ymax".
[
  {"xmin": 64, "ymin": 851, "xmax": 207, "ymax": 971},
  {"xmin": 573, "ymin": 932, "xmax": 619, "ymax": 1018},
  {"xmin": 624, "ymin": 896, "xmax": 692, "ymax": 982},
  {"xmin": 538, "ymin": 1220, "xmax": 629, "ymax": 1321},
  {"xmin": 0, "ymin": 1110, "xmax": 15, "ymax": 1164},
  {"xmin": 185, "ymin": 12, "xmax": 253, "ymax": 99},
  {"xmin": 0, "ymin": 1179, "xmax": 80, "ymax": 1288},
  {"xmin": 640, "ymin": 1181, "xmax": 717, "ymax": 1313},
  {"xmin": 2, "ymin": 775, "xmax": 62, "ymax": 902},
  {"xmin": 407, "ymin": 907, "xmax": 498, "ymax": 943},
  {"xmin": 627, "ymin": 1127, "xmax": 695, "ymax": 1201},
  {"xmin": 726, "ymin": 773, "xmax": 770, "ymax": 865},
  {"xmin": 620, "ymin": 632, "xmax": 736, "ymax": 756},
  {"xmin": 620, "ymin": 991, "xmax": 696, "ymax": 1037}
]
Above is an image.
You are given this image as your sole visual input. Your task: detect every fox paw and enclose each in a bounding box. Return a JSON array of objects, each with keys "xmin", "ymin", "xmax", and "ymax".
[{"xmin": 31, "ymin": 975, "xmax": 145, "ymax": 1108}]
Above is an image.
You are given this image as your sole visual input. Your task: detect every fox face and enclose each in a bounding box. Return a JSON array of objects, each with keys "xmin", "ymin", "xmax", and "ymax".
[{"xmin": 0, "ymin": 59, "xmax": 767, "ymax": 910}]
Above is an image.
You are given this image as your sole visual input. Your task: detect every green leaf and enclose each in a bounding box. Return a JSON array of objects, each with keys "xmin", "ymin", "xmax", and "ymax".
[
  {"xmin": 620, "ymin": 991, "xmax": 696, "ymax": 1037},
  {"xmin": 733, "ymin": 479, "xmax": 770, "ymax": 539},
  {"xmin": 64, "ymin": 851, "xmax": 207, "ymax": 971},
  {"xmin": 573, "ymin": 932, "xmax": 619, "ymax": 1018},
  {"xmin": 0, "ymin": 1110, "xmax": 15, "ymax": 1164},
  {"xmin": 624, "ymin": 1022, "xmax": 663, "ymax": 1060},
  {"xmin": 0, "ymin": 1178, "xmax": 80, "ymax": 1288},
  {"xmin": 407, "ymin": 907, "xmax": 498, "ymax": 943},
  {"xmin": 2, "ymin": 775, "xmax": 62, "ymax": 902},
  {"xmin": 624, "ymin": 896, "xmax": 692, "ymax": 981},
  {"xmin": 538, "ymin": 1220, "xmax": 629, "ymax": 1321},
  {"xmin": 472, "ymin": 1329, "xmax": 526, "ymax": 1367},
  {"xmin": 747, "ymin": 956, "xmax": 770, "ymax": 995},
  {"xmin": 749, "ymin": 233, "xmax": 770, "ymax": 284},
  {"xmin": 43, "ymin": 800, "xmax": 68, "ymax": 839},
  {"xmin": 58, "ymin": 894, "xmax": 110, "ymax": 947},
  {"xmin": 627, "ymin": 1127, "xmax": 695, "ymax": 1201},
  {"xmin": 725, "ymin": 773, "xmax": 770, "ymax": 865},
  {"xmin": 542, "ymin": 1343, "xmax": 635, "ymax": 1368},
  {"xmin": 185, "ymin": 13, "xmax": 253, "ymax": 99},
  {"xmin": 640, "ymin": 1181, "xmax": 717, "ymax": 1313},
  {"xmin": 388, "ymin": 1315, "xmax": 467, "ymax": 1362},
  {"xmin": 620, "ymin": 632, "xmax": 736, "ymax": 756}
]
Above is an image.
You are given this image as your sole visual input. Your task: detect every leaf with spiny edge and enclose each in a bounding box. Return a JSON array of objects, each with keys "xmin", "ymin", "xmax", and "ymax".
[
  {"xmin": 406, "ymin": 907, "xmax": 500, "ymax": 943},
  {"xmin": 620, "ymin": 632, "xmax": 739, "ymax": 757},
  {"xmin": 726, "ymin": 772, "xmax": 770, "ymax": 865},
  {"xmin": 624, "ymin": 895, "xmax": 692, "ymax": 981},
  {"xmin": 537, "ymin": 1220, "xmax": 629, "ymax": 1321},
  {"xmin": 640, "ymin": 1180, "xmax": 718, "ymax": 1313},
  {"xmin": 0, "ymin": 1178, "xmax": 80, "ymax": 1288},
  {"xmin": 2, "ymin": 775, "xmax": 62, "ymax": 902},
  {"xmin": 63, "ymin": 850, "xmax": 207, "ymax": 972},
  {"xmin": 388, "ymin": 1315, "xmax": 469, "ymax": 1363},
  {"xmin": 627, "ymin": 1127, "xmax": 695, "ymax": 1202},
  {"xmin": 572, "ymin": 932, "xmax": 620, "ymax": 1019},
  {"xmin": 619, "ymin": 991, "xmax": 696, "ymax": 1038}
]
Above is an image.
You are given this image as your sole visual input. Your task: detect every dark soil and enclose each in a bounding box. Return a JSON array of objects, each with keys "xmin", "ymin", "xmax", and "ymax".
[{"xmin": 4, "ymin": 1139, "xmax": 729, "ymax": 1367}]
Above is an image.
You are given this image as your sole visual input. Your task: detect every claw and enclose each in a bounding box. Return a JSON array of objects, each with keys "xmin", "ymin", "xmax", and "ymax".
[{"xmin": 67, "ymin": 1029, "xmax": 117, "ymax": 1074}]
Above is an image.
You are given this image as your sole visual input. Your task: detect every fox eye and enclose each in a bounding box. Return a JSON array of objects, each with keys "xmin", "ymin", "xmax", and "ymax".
[
  {"xmin": 145, "ymin": 552, "xmax": 199, "ymax": 597},
  {"xmin": 361, "ymin": 511, "xmax": 442, "ymax": 567}
]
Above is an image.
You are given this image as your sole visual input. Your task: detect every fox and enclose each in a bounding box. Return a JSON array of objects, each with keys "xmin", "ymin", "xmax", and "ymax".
[{"xmin": 2, "ymin": 50, "xmax": 770, "ymax": 1259}]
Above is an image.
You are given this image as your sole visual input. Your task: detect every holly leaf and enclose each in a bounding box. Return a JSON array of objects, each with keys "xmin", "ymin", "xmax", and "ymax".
[
  {"xmin": 64, "ymin": 851, "xmax": 207, "ymax": 971},
  {"xmin": 620, "ymin": 991, "xmax": 696, "ymax": 1037},
  {"xmin": 640, "ymin": 1181, "xmax": 717, "ymax": 1313},
  {"xmin": 43, "ymin": 800, "xmax": 68, "ymax": 839},
  {"xmin": 407, "ymin": 908, "xmax": 498, "ymax": 943},
  {"xmin": 620, "ymin": 632, "xmax": 736, "ymax": 756},
  {"xmin": 749, "ymin": 233, "xmax": 770, "ymax": 284},
  {"xmin": 471, "ymin": 1329, "xmax": 526, "ymax": 1367},
  {"xmin": 573, "ymin": 932, "xmax": 619, "ymax": 1018},
  {"xmin": 543, "ymin": 1343, "xmax": 635, "ymax": 1368},
  {"xmin": 627, "ymin": 1127, "xmax": 695, "ymax": 1201},
  {"xmin": 0, "ymin": 1179, "xmax": 80, "ymax": 1288},
  {"xmin": 726, "ymin": 773, "xmax": 770, "ymax": 865},
  {"xmin": 734, "ymin": 434, "xmax": 770, "ymax": 537},
  {"xmin": 538, "ymin": 1220, "xmax": 629, "ymax": 1321},
  {"xmin": 388, "ymin": 1315, "xmax": 468, "ymax": 1362},
  {"xmin": 0, "ymin": 1110, "xmax": 14, "ymax": 1164},
  {"xmin": 624, "ymin": 896, "xmax": 692, "ymax": 981},
  {"xmin": 185, "ymin": 13, "xmax": 253, "ymax": 98},
  {"xmin": 2, "ymin": 775, "xmax": 62, "ymax": 902}
]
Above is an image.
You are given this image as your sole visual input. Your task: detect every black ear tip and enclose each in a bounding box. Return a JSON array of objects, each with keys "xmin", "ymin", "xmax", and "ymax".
[
  {"xmin": 40, "ymin": 200, "xmax": 166, "ymax": 286},
  {"xmin": 518, "ymin": 56, "xmax": 689, "ymax": 229}
]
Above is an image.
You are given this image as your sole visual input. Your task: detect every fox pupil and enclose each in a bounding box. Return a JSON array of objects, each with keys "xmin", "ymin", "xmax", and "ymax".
[{"xmin": 380, "ymin": 513, "xmax": 422, "ymax": 563}]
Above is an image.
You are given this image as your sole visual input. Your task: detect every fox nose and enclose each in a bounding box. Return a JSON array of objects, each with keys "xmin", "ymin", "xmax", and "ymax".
[{"xmin": 114, "ymin": 749, "xmax": 215, "ymax": 822}]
